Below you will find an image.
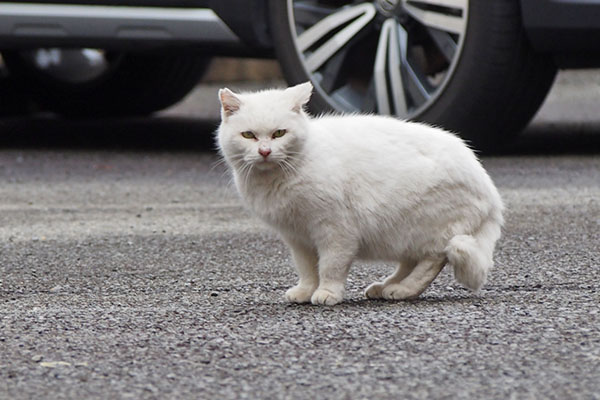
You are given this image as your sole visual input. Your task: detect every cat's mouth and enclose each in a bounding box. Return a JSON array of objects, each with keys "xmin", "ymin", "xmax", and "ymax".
[
  {"xmin": 244, "ymin": 155, "xmax": 287, "ymax": 172},
  {"xmin": 254, "ymin": 159, "xmax": 278, "ymax": 171}
]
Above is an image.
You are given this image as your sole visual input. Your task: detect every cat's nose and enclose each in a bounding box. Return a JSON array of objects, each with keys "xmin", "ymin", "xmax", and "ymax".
[{"xmin": 259, "ymin": 148, "xmax": 272, "ymax": 158}]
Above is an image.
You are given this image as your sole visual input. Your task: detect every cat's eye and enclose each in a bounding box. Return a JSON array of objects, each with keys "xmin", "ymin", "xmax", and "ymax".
[
  {"xmin": 241, "ymin": 131, "xmax": 256, "ymax": 140},
  {"xmin": 272, "ymin": 129, "xmax": 287, "ymax": 138}
]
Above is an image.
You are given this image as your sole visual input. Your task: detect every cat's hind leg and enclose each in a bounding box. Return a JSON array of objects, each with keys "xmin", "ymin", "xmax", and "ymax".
[
  {"xmin": 364, "ymin": 260, "xmax": 416, "ymax": 299},
  {"xmin": 380, "ymin": 256, "xmax": 446, "ymax": 300},
  {"xmin": 284, "ymin": 237, "xmax": 319, "ymax": 303}
]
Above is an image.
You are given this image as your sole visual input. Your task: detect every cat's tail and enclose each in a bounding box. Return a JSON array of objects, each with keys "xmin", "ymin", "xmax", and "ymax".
[{"xmin": 444, "ymin": 218, "xmax": 502, "ymax": 291}]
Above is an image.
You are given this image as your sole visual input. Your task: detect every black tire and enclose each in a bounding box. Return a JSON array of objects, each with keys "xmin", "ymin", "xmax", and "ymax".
[
  {"xmin": 0, "ymin": 76, "xmax": 37, "ymax": 116},
  {"xmin": 269, "ymin": 0, "xmax": 557, "ymax": 151},
  {"xmin": 2, "ymin": 51, "xmax": 209, "ymax": 117}
]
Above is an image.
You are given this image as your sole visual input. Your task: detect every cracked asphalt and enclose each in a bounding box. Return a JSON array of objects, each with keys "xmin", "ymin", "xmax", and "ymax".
[{"xmin": 1, "ymin": 72, "xmax": 600, "ymax": 399}]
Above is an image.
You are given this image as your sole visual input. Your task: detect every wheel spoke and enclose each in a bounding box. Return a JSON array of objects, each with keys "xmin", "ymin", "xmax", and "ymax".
[
  {"xmin": 374, "ymin": 19, "xmax": 432, "ymax": 116},
  {"xmin": 315, "ymin": 46, "xmax": 349, "ymax": 93},
  {"xmin": 331, "ymin": 84, "xmax": 365, "ymax": 111},
  {"xmin": 407, "ymin": 0, "xmax": 467, "ymax": 8},
  {"xmin": 293, "ymin": 1, "xmax": 336, "ymax": 26},
  {"xmin": 427, "ymin": 28, "xmax": 457, "ymax": 62},
  {"xmin": 404, "ymin": 62, "xmax": 432, "ymax": 106},
  {"xmin": 389, "ymin": 23, "xmax": 409, "ymax": 116},
  {"xmin": 297, "ymin": 3, "xmax": 376, "ymax": 72},
  {"xmin": 374, "ymin": 19, "xmax": 407, "ymax": 117},
  {"xmin": 402, "ymin": 0, "xmax": 467, "ymax": 35},
  {"xmin": 374, "ymin": 20, "xmax": 392, "ymax": 115}
]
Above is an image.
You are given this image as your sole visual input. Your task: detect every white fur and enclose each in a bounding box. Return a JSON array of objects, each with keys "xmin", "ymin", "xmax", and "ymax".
[{"xmin": 217, "ymin": 82, "xmax": 504, "ymax": 305}]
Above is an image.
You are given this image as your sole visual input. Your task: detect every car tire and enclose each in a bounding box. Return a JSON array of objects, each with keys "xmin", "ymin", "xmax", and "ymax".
[
  {"xmin": 268, "ymin": 0, "xmax": 557, "ymax": 151},
  {"xmin": 0, "ymin": 76, "xmax": 37, "ymax": 116},
  {"xmin": 2, "ymin": 50, "xmax": 209, "ymax": 117}
]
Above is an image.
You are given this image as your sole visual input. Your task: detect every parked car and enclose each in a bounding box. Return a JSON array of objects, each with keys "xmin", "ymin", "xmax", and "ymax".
[{"xmin": 1, "ymin": 0, "xmax": 600, "ymax": 150}]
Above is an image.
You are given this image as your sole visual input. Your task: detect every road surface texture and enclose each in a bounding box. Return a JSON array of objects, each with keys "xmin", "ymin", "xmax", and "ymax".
[{"xmin": 1, "ymin": 71, "xmax": 599, "ymax": 399}]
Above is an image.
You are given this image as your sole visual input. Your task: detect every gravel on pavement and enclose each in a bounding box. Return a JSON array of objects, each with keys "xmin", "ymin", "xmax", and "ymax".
[{"xmin": 1, "ymin": 71, "xmax": 600, "ymax": 398}]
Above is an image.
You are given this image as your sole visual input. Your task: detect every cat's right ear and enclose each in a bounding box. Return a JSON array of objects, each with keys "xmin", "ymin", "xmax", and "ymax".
[{"xmin": 219, "ymin": 88, "xmax": 241, "ymax": 119}]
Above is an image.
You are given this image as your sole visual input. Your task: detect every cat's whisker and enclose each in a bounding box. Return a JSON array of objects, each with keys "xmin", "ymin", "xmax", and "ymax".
[
  {"xmin": 238, "ymin": 161, "xmax": 255, "ymax": 189},
  {"xmin": 231, "ymin": 156, "xmax": 250, "ymax": 172},
  {"xmin": 279, "ymin": 161, "xmax": 293, "ymax": 178},
  {"xmin": 210, "ymin": 156, "xmax": 235, "ymax": 175},
  {"xmin": 211, "ymin": 153, "xmax": 246, "ymax": 175},
  {"xmin": 279, "ymin": 159, "xmax": 299, "ymax": 178},
  {"xmin": 246, "ymin": 165, "xmax": 255, "ymax": 188},
  {"xmin": 211, "ymin": 153, "xmax": 243, "ymax": 168},
  {"xmin": 284, "ymin": 155, "xmax": 301, "ymax": 165}
]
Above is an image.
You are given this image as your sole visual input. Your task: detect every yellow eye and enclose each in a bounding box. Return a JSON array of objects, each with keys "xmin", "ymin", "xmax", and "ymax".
[
  {"xmin": 272, "ymin": 129, "xmax": 287, "ymax": 138},
  {"xmin": 241, "ymin": 131, "xmax": 256, "ymax": 139}
]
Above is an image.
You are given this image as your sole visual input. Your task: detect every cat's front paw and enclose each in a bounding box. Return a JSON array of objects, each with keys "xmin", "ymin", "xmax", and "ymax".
[
  {"xmin": 364, "ymin": 282, "xmax": 385, "ymax": 299},
  {"xmin": 382, "ymin": 284, "xmax": 419, "ymax": 300},
  {"xmin": 285, "ymin": 285, "xmax": 315, "ymax": 303},
  {"xmin": 311, "ymin": 288, "xmax": 343, "ymax": 306}
]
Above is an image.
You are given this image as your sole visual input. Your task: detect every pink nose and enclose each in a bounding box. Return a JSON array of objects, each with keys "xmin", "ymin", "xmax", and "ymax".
[{"xmin": 259, "ymin": 148, "xmax": 271, "ymax": 158}]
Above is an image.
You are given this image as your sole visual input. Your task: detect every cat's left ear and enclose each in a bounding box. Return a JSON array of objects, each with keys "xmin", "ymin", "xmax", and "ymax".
[
  {"xmin": 286, "ymin": 81, "xmax": 313, "ymax": 113},
  {"xmin": 219, "ymin": 88, "xmax": 242, "ymax": 119}
]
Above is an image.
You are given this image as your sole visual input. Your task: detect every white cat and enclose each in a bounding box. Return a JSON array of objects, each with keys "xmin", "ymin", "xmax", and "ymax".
[{"xmin": 217, "ymin": 82, "xmax": 503, "ymax": 306}]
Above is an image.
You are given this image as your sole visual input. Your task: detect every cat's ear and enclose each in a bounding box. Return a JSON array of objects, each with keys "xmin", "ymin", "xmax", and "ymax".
[
  {"xmin": 219, "ymin": 88, "xmax": 242, "ymax": 119},
  {"xmin": 286, "ymin": 82, "xmax": 313, "ymax": 113}
]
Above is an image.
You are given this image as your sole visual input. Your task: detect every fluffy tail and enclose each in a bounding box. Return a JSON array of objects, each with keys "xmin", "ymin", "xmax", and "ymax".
[{"xmin": 444, "ymin": 220, "xmax": 501, "ymax": 291}]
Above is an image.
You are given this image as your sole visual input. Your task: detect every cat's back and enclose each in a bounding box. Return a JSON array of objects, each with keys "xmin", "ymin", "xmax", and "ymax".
[
  {"xmin": 309, "ymin": 114, "xmax": 464, "ymax": 152},
  {"xmin": 301, "ymin": 114, "xmax": 501, "ymax": 211},
  {"xmin": 300, "ymin": 114, "xmax": 503, "ymax": 248},
  {"xmin": 305, "ymin": 114, "xmax": 473, "ymax": 170}
]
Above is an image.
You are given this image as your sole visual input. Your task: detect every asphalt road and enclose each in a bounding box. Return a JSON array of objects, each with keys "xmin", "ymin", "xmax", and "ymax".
[{"xmin": 1, "ymin": 72, "xmax": 600, "ymax": 399}]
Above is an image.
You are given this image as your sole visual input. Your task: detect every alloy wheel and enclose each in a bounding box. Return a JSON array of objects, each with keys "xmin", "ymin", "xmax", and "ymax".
[{"xmin": 287, "ymin": 0, "xmax": 469, "ymax": 118}]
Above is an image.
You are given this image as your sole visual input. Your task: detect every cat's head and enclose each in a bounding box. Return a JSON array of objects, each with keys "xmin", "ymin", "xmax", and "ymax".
[{"xmin": 217, "ymin": 82, "xmax": 312, "ymax": 173}]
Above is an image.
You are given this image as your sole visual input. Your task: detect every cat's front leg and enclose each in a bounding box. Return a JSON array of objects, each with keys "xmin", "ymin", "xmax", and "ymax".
[
  {"xmin": 311, "ymin": 244, "xmax": 356, "ymax": 306},
  {"xmin": 283, "ymin": 237, "xmax": 319, "ymax": 304}
]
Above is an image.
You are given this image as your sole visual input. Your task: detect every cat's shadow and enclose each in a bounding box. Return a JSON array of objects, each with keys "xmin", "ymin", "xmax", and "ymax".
[{"xmin": 283, "ymin": 294, "xmax": 498, "ymax": 309}]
